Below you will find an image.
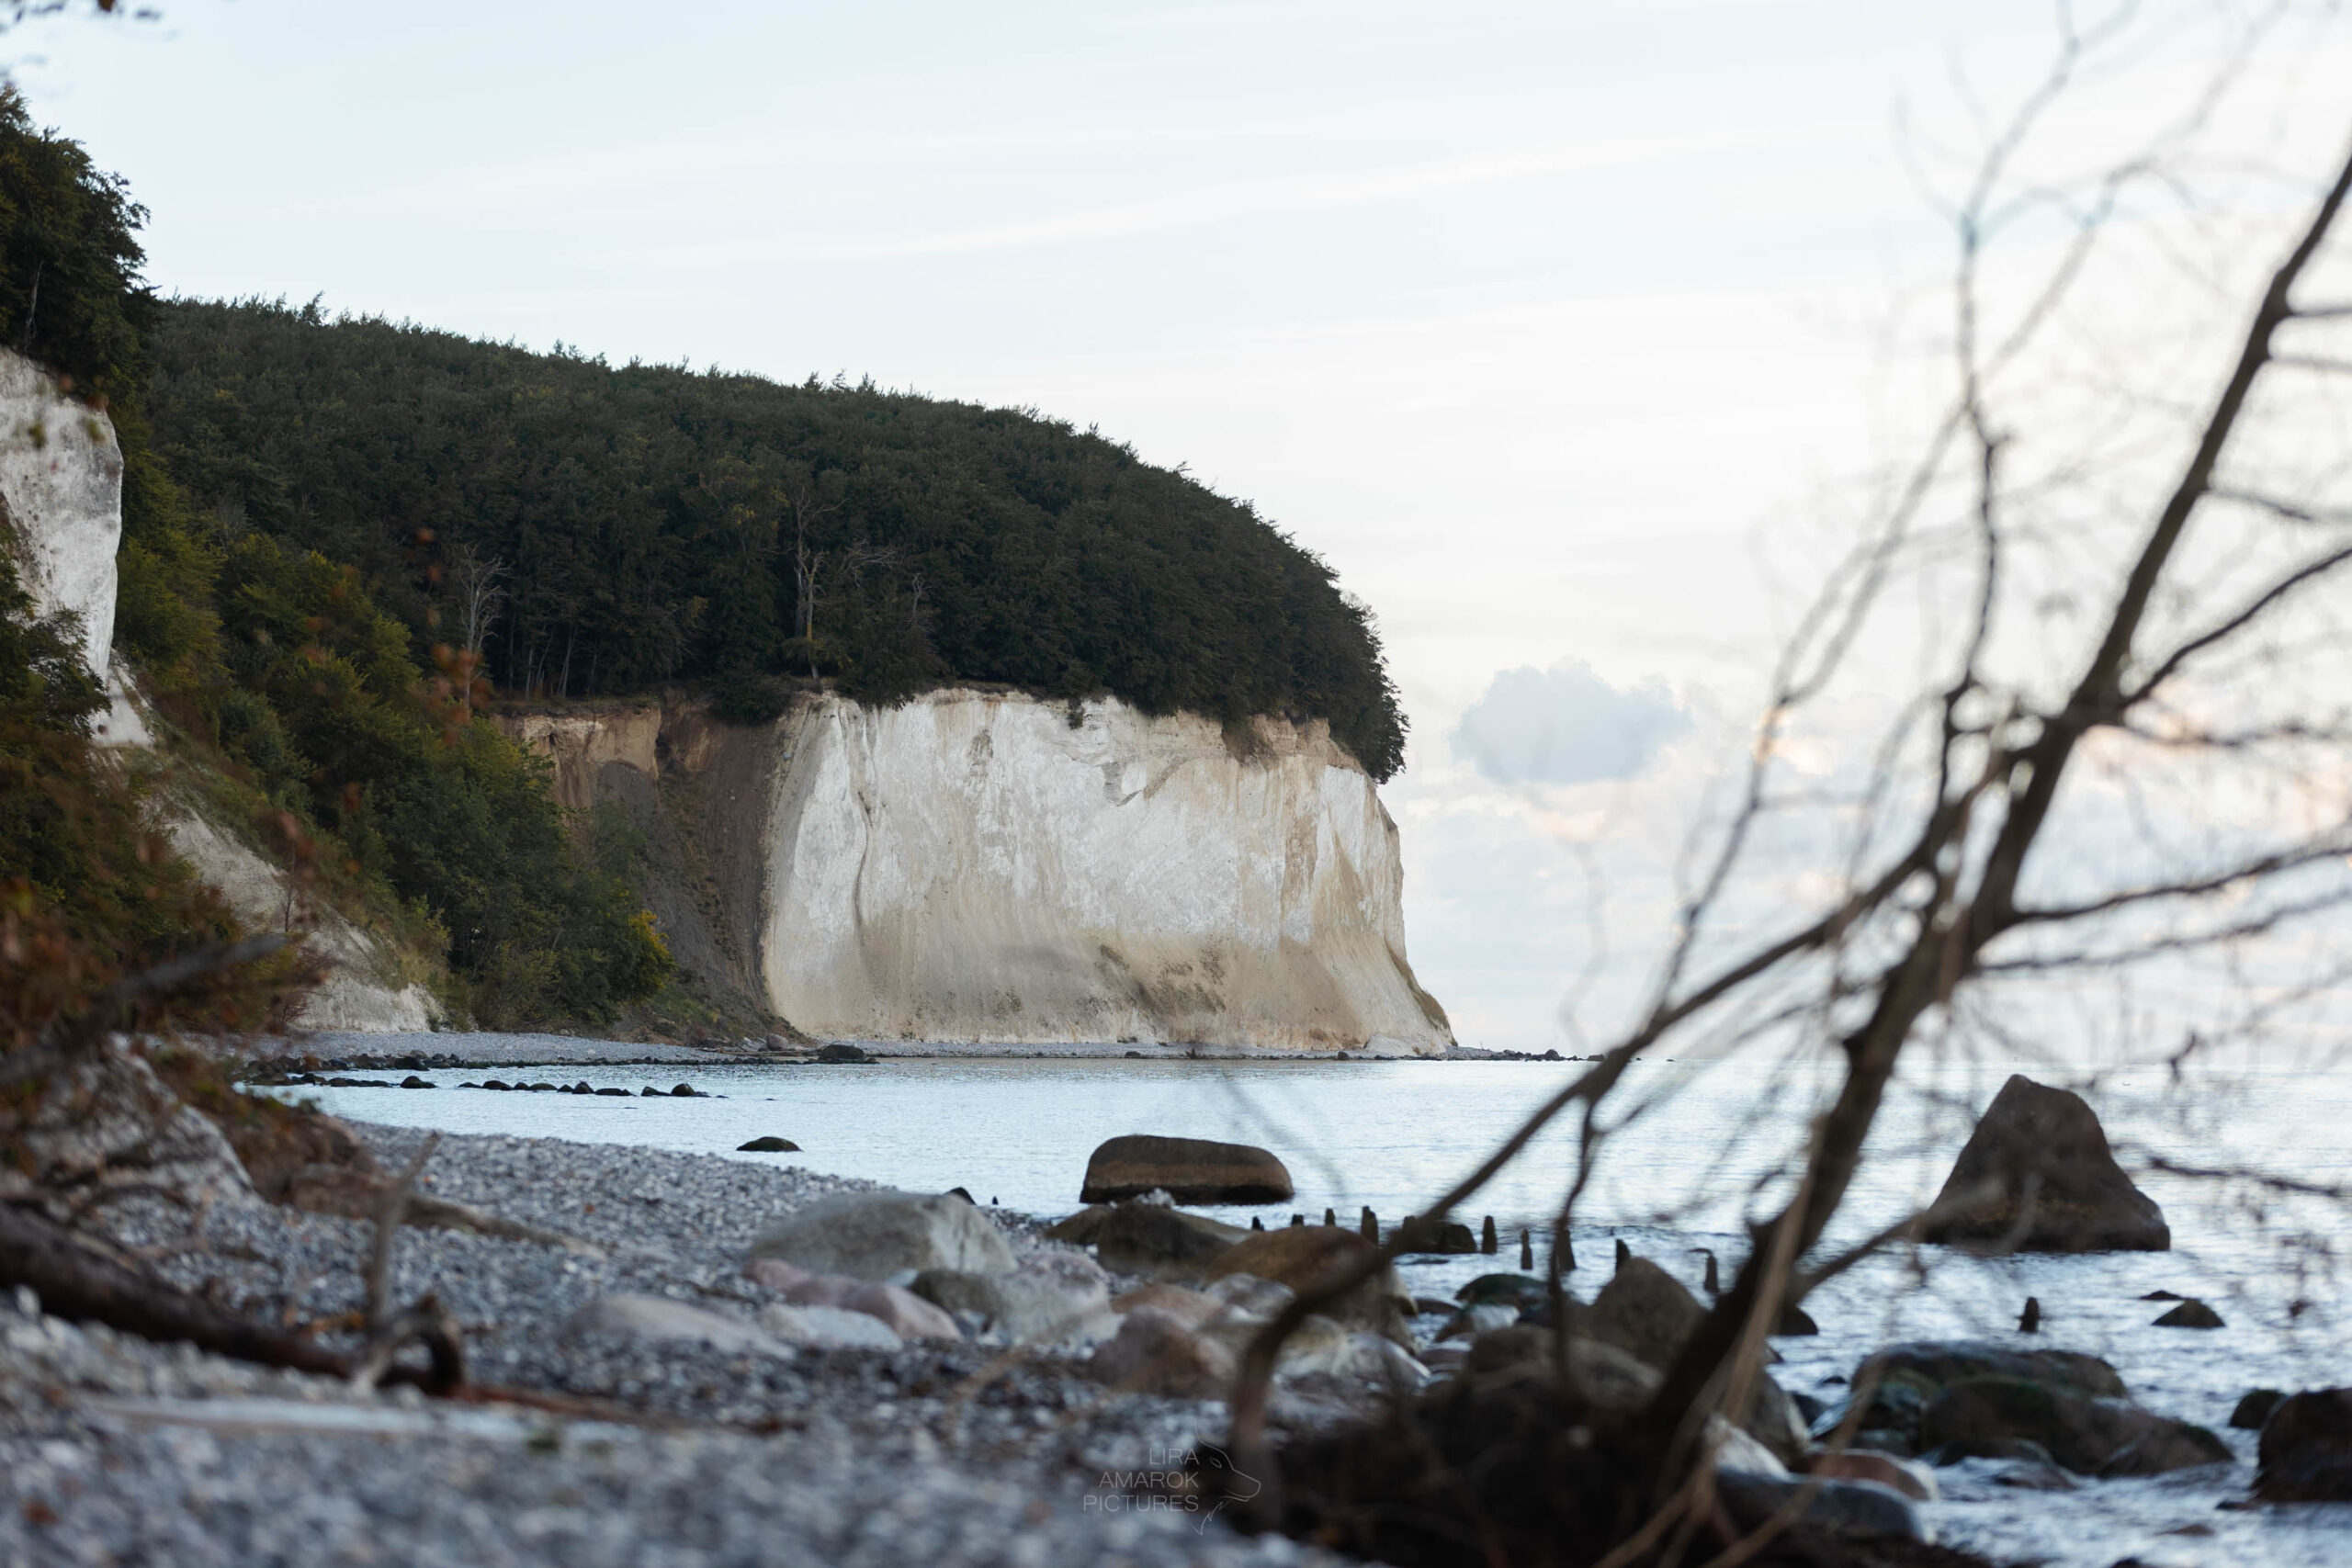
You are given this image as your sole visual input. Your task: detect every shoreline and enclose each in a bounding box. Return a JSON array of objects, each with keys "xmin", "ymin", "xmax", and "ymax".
[{"xmin": 235, "ymin": 1030, "xmax": 1585, "ymax": 1075}]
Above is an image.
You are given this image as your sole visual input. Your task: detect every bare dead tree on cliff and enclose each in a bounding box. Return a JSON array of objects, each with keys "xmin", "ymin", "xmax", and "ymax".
[
  {"xmin": 1229, "ymin": 15, "xmax": 2352, "ymax": 1561},
  {"xmin": 784, "ymin": 469, "xmax": 895, "ymax": 679}
]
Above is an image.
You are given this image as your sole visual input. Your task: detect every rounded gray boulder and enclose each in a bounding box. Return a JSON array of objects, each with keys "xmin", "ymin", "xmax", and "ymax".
[{"xmin": 747, "ymin": 1189, "xmax": 1015, "ymax": 1280}]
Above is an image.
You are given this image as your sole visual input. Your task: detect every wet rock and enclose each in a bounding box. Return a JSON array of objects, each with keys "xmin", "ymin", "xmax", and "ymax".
[
  {"xmin": 816, "ymin": 1043, "xmax": 873, "ymax": 1064},
  {"xmin": 398, "ymin": 1076, "xmax": 435, "ymax": 1089},
  {"xmin": 2232, "ymin": 1389, "xmax": 2286, "ymax": 1430},
  {"xmin": 1201, "ymin": 1226, "xmax": 1412, "ymax": 1344},
  {"xmin": 1845, "ymin": 1341, "xmax": 2127, "ymax": 1452},
  {"xmin": 1392, "ymin": 1215, "xmax": 1477, "ymax": 1255},
  {"xmin": 1776, "ymin": 1302, "xmax": 1819, "ymax": 1337},
  {"xmin": 594, "ymin": 1087, "xmax": 631, "ymax": 1098},
  {"xmin": 736, "ymin": 1136, "xmax": 799, "ymax": 1152},
  {"xmin": 2256, "ymin": 1388, "xmax": 2352, "ymax": 1501},
  {"xmin": 1919, "ymin": 1074, "xmax": 2169, "ymax": 1251},
  {"xmin": 747, "ymin": 1188, "xmax": 1015, "ymax": 1280},
  {"xmin": 1453, "ymin": 1273, "xmax": 1551, "ymax": 1312},
  {"xmin": 1086, "ymin": 1306, "xmax": 1236, "ymax": 1399},
  {"xmin": 1045, "ymin": 1200, "xmax": 1246, "ymax": 1273},
  {"xmin": 1588, "ymin": 1257, "xmax": 1705, "ymax": 1371},
  {"xmin": 1078, "ymin": 1134, "xmax": 1294, "ymax": 1204},
  {"xmin": 2153, "ymin": 1298, "xmax": 2224, "ymax": 1329},
  {"xmin": 669, "ymin": 1084, "xmax": 698, "ymax": 1097},
  {"xmin": 561, "ymin": 1292, "xmax": 790, "ymax": 1358},
  {"xmin": 1804, "ymin": 1449, "xmax": 1939, "ymax": 1502},
  {"xmin": 1919, "ymin": 1376, "xmax": 2229, "ymax": 1476},
  {"xmin": 1715, "ymin": 1470, "xmax": 1928, "ymax": 1543}
]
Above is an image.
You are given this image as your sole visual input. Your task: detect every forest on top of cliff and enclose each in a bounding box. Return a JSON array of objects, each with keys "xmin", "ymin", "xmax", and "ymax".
[{"xmin": 140, "ymin": 299, "xmax": 1410, "ymax": 781}]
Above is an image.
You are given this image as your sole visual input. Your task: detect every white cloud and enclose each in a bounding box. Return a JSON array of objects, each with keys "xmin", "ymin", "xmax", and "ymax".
[{"xmin": 1452, "ymin": 660, "xmax": 1694, "ymax": 786}]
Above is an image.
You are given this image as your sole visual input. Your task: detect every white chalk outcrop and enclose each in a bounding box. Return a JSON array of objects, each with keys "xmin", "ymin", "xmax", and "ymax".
[
  {"xmin": 516, "ymin": 689, "xmax": 1453, "ymax": 1053},
  {"xmin": 0, "ymin": 347, "xmax": 428, "ymax": 1029},
  {"xmin": 0, "ymin": 347, "xmax": 144, "ymax": 743},
  {"xmin": 163, "ymin": 811, "xmax": 438, "ymax": 1032},
  {"xmin": 764, "ymin": 693, "xmax": 1451, "ymax": 1052}
]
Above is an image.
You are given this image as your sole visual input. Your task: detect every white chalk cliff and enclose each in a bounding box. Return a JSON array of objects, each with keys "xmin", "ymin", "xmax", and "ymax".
[
  {"xmin": 516, "ymin": 690, "xmax": 1453, "ymax": 1054},
  {"xmin": 0, "ymin": 348, "xmax": 143, "ymax": 744},
  {"xmin": 0, "ymin": 347, "xmax": 432, "ymax": 1031}
]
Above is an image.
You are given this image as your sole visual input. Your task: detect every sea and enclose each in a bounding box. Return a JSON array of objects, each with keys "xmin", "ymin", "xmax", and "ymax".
[{"xmin": 282, "ymin": 1048, "xmax": 2352, "ymax": 1567}]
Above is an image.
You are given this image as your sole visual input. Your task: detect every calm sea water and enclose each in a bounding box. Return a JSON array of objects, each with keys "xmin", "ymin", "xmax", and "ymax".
[{"xmin": 288, "ymin": 1050, "xmax": 2352, "ymax": 1567}]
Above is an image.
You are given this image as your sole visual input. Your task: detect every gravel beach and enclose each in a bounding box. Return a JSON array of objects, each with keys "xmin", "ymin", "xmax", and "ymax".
[{"xmin": 0, "ymin": 1125, "xmax": 1362, "ymax": 1568}]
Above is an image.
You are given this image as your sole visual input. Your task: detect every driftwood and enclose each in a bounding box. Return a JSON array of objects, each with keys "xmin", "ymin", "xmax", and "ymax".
[{"xmin": 0, "ymin": 1199, "xmax": 351, "ymax": 1378}]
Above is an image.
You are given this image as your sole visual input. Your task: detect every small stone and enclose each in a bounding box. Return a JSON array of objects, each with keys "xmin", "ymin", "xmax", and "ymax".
[
  {"xmin": 594, "ymin": 1087, "xmax": 630, "ymax": 1098},
  {"xmin": 2153, "ymin": 1299, "xmax": 2223, "ymax": 1329},
  {"xmin": 737, "ymin": 1136, "xmax": 800, "ymax": 1152},
  {"xmin": 670, "ymin": 1083, "xmax": 696, "ymax": 1097},
  {"xmin": 2232, "ymin": 1390, "xmax": 2286, "ymax": 1429}
]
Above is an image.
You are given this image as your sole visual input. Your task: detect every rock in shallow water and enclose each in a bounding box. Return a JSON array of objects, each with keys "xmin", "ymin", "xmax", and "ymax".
[
  {"xmin": 2232, "ymin": 1388, "xmax": 2287, "ymax": 1429},
  {"xmin": 1079, "ymin": 1134, "xmax": 1294, "ymax": 1204},
  {"xmin": 737, "ymin": 1135, "xmax": 800, "ymax": 1152},
  {"xmin": 1919, "ymin": 1376, "xmax": 2228, "ymax": 1476},
  {"xmin": 1919, "ymin": 1074, "xmax": 2170, "ymax": 1252},
  {"xmin": 2256, "ymin": 1387, "xmax": 2352, "ymax": 1501},
  {"xmin": 2153, "ymin": 1298, "xmax": 2225, "ymax": 1328}
]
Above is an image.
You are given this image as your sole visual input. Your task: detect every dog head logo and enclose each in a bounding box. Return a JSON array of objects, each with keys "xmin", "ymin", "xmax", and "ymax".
[{"xmin": 1191, "ymin": 1443, "xmax": 1261, "ymax": 1531}]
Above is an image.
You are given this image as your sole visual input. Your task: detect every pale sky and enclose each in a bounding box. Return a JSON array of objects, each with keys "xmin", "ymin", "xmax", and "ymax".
[{"xmin": 28, "ymin": 1, "xmax": 2352, "ymax": 1048}]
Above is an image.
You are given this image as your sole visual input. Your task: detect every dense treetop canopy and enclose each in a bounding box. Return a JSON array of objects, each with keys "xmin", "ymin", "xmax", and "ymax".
[{"xmin": 141, "ymin": 301, "xmax": 1409, "ymax": 778}]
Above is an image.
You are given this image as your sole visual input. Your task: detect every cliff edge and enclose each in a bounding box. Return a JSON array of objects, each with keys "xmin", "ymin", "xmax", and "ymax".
[{"xmin": 510, "ymin": 690, "xmax": 1453, "ymax": 1054}]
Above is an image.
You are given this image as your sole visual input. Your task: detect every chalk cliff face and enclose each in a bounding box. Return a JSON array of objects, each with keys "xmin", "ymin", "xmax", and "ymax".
[
  {"xmin": 513, "ymin": 691, "xmax": 1453, "ymax": 1053},
  {"xmin": 0, "ymin": 348, "xmax": 142, "ymax": 744},
  {"xmin": 0, "ymin": 347, "xmax": 429, "ymax": 1028}
]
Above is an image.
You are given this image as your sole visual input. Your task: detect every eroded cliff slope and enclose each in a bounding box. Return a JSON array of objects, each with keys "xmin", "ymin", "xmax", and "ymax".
[{"xmin": 512, "ymin": 691, "xmax": 1453, "ymax": 1053}]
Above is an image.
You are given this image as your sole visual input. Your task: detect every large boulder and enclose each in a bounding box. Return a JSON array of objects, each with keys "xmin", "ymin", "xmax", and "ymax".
[
  {"xmin": 2256, "ymin": 1388, "xmax": 2352, "ymax": 1501},
  {"xmin": 1846, "ymin": 1341, "xmax": 2126, "ymax": 1455},
  {"xmin": 746, "ymin": 1189, "xmax": 1015, "ymax": 1280},
  {"xmin": 1079, "ymin": 1135, "xmax": 1293, "ymax": 1204},
  {"xmin": 1918, "ymin": 1075, "xmax": 2168, "ymax": 1251},
  {"xmin": 1202, "ymin": 1226, "xmax": 1412, "ymax": 1344},
  {"xmin": 1046, "ymin": 1200, "xmax": 1250, "ymax": 1274},
  {"xmin": 1920, "ymin": 1376, "xmax": 2227, "ymax": 1476}
]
